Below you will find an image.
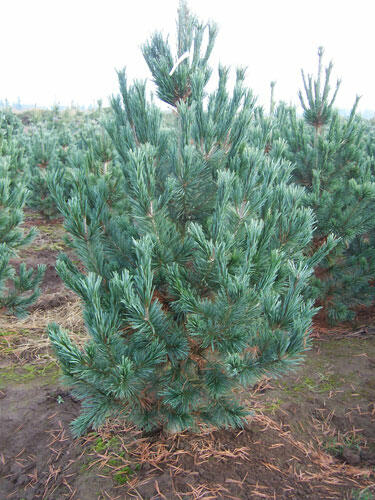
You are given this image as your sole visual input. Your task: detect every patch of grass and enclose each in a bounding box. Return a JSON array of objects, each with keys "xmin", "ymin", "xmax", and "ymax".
[
  {"xmin": 79, "ymin": 462, "xmax": 91, "ymax": 474},
  {"xmin": 315, "ymin": 372, "xmax": 344, "ymax": 392},
  {"xmin": 108, "ymin": 458, "xmax": 122, "ymax": 466},
  {"xmin": 34, "ymin": 241, "xmax": 66, "ymax": 252},
  {"xmin": 281, "ymin": 372, "xmax": 349, "ymax": 396},
  {"xmin": 87, "ymin": 433, "xmax": 141, "ymax": 487},
  {"xmin": 0, "ymin": 330, "xmax": 19, "ymax": 355},
  {"xmin": 323, "ymin": 434, "xmax": 363, "ymax": 457},
  {"xmin": 0, "ymin": 361, "xmax": 60, "ymax": 388},
  {"xmin": 263, "ymin": 398, "xmax": 282, "ymax": 414},
  {"xmin": 0, "ymin": 330, "xmax": 18, "ymax": 337},
  {"xmin": 113, "ymin": 466, "xmax": 134, "ymax": 485},
  {"xmin": 93, "ymin": 437, "xmax": 106, "ymax": 453},
  {"xmin": 37, "ymin": 224, "xmax": 64, "ymax": 234},
  {"xmin": 92, "ymin": 435, "xmax": 122, "ymax": 454}
]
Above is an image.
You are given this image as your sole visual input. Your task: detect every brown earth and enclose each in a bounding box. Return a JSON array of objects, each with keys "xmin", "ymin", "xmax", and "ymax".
[
  {"xmin": 20, "ymin": 210, "xmax": 75, "ymax": 305},
  {"xmin": 0, "ymin": 213, "xmax": 375, "ymax": 499}
]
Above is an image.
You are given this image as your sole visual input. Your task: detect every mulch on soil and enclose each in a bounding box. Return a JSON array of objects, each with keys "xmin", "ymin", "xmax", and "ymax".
[{"xmin": 1, "ymin": 362, "xmax": 374, "ymax": 500}]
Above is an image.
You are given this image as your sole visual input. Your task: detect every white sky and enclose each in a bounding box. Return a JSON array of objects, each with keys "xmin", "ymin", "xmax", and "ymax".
[{"xmin": 1, "ymin": 0, "xmax": 374, "ymax": 112}]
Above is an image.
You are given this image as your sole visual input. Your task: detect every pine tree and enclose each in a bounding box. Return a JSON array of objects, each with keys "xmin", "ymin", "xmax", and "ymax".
[
  {"xmin": 48, "ymin": 2, "xmax": 334, "ymax": 436},
  {"xmin": 0, "ymin": 115, "xmax": 45, "ymax": 316},
  {"xmin": 0, "ymin": 109, "xmax": 28, "ymax": 184},
  {"xmin": 25, "ymin": 125, "xmax": 73, "ymax": 218},
  {"xmin": 277, "ymin": 48, "xmax": 375, "ymax": 322}
]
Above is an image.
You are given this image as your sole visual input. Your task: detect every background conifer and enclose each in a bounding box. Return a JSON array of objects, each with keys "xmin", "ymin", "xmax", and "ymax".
[
  {"xmin": 0, "ymin": 113, "xmax": 45, "ymax": 316},
  {"xmin": 276, "ymin": 48, "xmax": 375, "ymax": 322}
]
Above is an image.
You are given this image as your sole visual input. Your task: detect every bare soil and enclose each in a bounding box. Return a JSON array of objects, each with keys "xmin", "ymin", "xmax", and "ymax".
[
  {"xmin": 21, "ymin": 210, "xmax": 76, "ymax": 307},
  {"xmin": 1, "ymin": 213, "xmax": 374, "ymax": 499}
]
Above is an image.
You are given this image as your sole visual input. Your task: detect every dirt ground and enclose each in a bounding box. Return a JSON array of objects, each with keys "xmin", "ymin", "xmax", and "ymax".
[{"xmin": 1, "ymin": 212, "xmax": 375, "ymax": 499}]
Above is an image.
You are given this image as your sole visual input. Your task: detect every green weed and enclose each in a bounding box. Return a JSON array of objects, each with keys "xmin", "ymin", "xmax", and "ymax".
[
  {"xmin": 351, "ymin": 487, "xmax": 374, "ymax": 500},
  {"xmin": 323, "ymin": 434, "xmax": 363, "ymax": 457},
  {"xmin": 113, "ymin": 466, "xmax": 134, "ymax": 485}
]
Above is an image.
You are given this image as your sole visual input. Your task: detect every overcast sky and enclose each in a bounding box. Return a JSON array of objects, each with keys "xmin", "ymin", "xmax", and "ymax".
[{"xmin": 1, "ymin": 0, "xmax": 374, "ymax": 112}]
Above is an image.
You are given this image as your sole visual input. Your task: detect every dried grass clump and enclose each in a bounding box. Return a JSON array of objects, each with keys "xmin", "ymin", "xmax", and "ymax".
[{"xmin": 0, "ymin": 295, "xmax": 86, "ymax": 362}]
